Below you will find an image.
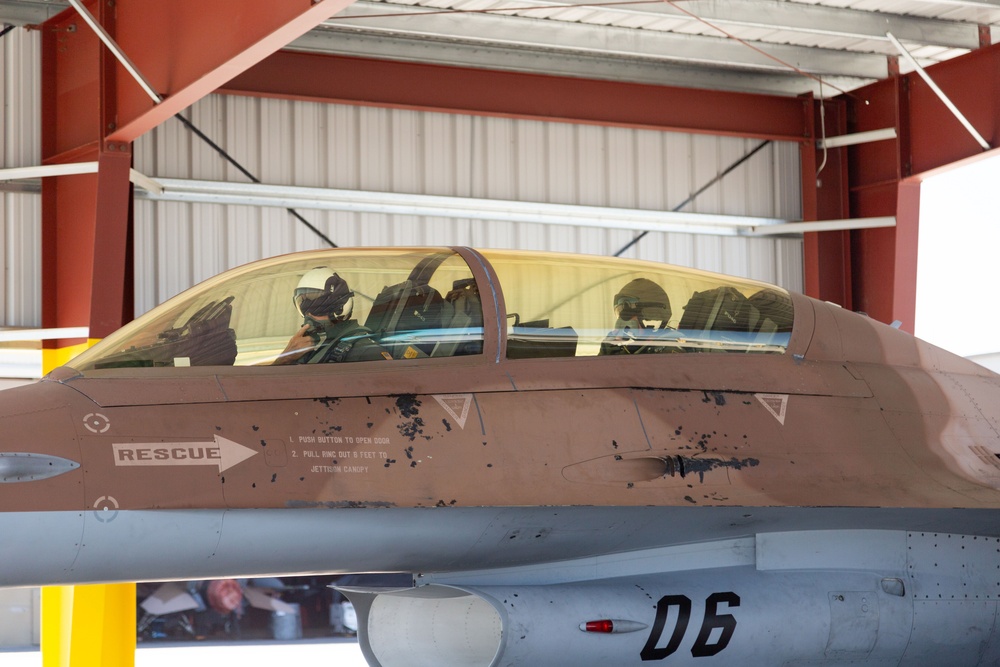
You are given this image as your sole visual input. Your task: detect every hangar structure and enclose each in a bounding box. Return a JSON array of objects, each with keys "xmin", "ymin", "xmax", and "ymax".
[
  {"xmin": 0, "ymin": 0, "xmax": 999, "ymax": 661},
  {"xmin": 0, "ymin": 0, "xmax": 995, "ymax": 352}
]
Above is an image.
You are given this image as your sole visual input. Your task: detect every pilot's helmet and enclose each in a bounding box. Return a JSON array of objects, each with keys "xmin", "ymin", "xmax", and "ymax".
[
  {"xmin": 293, "ymin": 267, "xmax": 354, "ymax": 322},
  {"xmin": 614, "ymin": 278, "xmax": 671, "ymax": 329}
]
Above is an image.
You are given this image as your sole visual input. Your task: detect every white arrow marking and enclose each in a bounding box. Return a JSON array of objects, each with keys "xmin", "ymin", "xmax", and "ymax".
[{"xmin": 112, "ymin": 436, "xmax": 258, "ymax": 473}]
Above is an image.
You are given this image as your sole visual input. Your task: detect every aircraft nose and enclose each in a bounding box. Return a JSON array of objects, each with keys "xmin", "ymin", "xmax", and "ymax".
[
  {"xmin": 0, "ymin": 379, "xmax": 85, "ymax": 508},
  {"xmin": 0, "ymin": 379, "xmax": 89, "ymax": 587},
  {"xmin": 0, "ymin": 451, "xmax": 80, "ymax": 482}
]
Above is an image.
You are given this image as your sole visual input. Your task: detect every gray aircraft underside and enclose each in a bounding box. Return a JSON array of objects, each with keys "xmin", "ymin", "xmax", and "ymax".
[{"xmin": 3, "ymin": 506, "xmax": 999, "ymax": 665}]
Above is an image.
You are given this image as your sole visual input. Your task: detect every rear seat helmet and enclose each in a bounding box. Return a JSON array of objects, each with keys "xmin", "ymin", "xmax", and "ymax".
[
  {"xmin": 614, "ymin": 278, "xmax": 671, "ymax": 329},
  {"xmin": 293, "ymin": 268, "xmax": 354, "ymax": 323}
]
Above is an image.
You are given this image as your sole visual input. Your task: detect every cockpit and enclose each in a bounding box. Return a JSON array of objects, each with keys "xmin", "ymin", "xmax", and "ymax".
[{"xmin": 66, "ymin": 247, "xmax": 794, "ymax": 372}]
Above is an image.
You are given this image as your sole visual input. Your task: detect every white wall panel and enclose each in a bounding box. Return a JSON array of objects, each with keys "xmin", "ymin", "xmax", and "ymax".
[
  {"xmin": 0, "ymin": 27, "xmax": 41, "ymax": 327},
  {"xmin": 133, "ymin": 95, "xmax": 803, "ymax": 314},
  {"xmin": 0, "ymin": 47, "xmax": 804, "ymax": 321}
]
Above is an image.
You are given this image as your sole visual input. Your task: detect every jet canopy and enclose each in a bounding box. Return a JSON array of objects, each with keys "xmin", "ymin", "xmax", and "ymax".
[{"xmin": 66, "ymin": 247, "xmax": 794, "ymax": 372}]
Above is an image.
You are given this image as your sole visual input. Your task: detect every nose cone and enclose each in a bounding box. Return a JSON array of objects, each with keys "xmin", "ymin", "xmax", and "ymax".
[
  {"xmin": 0, "ymin": 379, "xmax": 85, "ymax": 510},
  {"xmin": 0, "ymin": 451, "xmax": 80, "ymax": 482},
  {"xmin": 0, "ymin": 379, "xmax": 89, "ymax": 586}
]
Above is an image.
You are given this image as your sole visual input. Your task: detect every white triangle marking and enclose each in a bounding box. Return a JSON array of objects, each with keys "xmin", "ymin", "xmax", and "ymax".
[
  {"xmin": 433, "ymin": 394, "xmax": 472, "ymax": 430},
  {"xmin": 755, "ymin": 393, "xmax": 788, "ymax": 426}
]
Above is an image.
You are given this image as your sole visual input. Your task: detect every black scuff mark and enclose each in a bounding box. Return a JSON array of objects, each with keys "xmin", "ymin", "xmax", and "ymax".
[
  {"xmin": 442, "ymin": 418, "xmax": 452, "ymax": 432},
  {"xmin": 252, "ymin": 425, "xmax": 260, "ymax": 431},
  {"xmin": 404, "ymin": 447, "xmax": 414, "ymax": 460},
  {"xmin": 316, "ymin": 425, "xmax": 343, "ymax": 441},
  {"xmin": 394, "ymin": 394, "xmax": 421, "ymax": 418},
  {"xmin": 612, "ymin": 440, "xmax": 619, "ymax": 450},
  {"xmin": 270, "ymin": 473, "xmax": 277, "ymax": 483},
  {"xmin": 665, "ymin": 456, "xmax": 760, "ymax": 483},
  {"xmin": 317, "ymin": 397, "xmax": 341, "ymax": 409},
  {"xmin": 367, "ymin": 422, "xmax": 374, "ymax": 429},
  {"xmin": 260, "ymin": 440, "xmax": 267, "ymax": 447},
  {"xmin": 398, "ymin": 416, "xmax": 427, "ymax": 441},
  {"xmin": 684, "ymin": 495, "xmax": 697, "ymax": 504},
  {"xmin": 702, "ymin": 391, "xmax": 726, "ymax": 406},
  {"xmin": 395, "ymin": 395, "xmax": 428, "ymax": 441},
  {"xmin": 286, "ymin": 500, "xmax": 396, "ymax": 509},
  {"xmin": 215, "ymin": 425, "xmax": 223, "ymax": 431}
]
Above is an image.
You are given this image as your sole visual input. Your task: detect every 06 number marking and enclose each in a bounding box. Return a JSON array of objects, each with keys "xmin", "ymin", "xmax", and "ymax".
[{"xmin": 640, "ymin": 592, "xmax": 740, "ymax": 661}]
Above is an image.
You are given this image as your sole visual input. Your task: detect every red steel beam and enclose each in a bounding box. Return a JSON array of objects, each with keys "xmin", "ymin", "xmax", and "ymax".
[
  {"xmin": 40, "ymin": 0, "xmax": 357, "ymax": 343},
  {"xmin": 804, "ymin": 97, "xmax": 853, "ymax": 308},
  {"xmin": 41, "ymin": 2, "xmax": 105, "ymax": 341},
  {"xmin": 107, "ymin": 0, "xmax": 356, "ymax": 143},
  {"xmin": 91, "ymin": 147, "xmax": 135, "ymax": 338},
  {"xmin": 842, "ymin": 42, "xmax": 1000, "ymax": 329},
  {"xmin": 221, "ymin": 51, "xmax": 813, "ymax": 142}
]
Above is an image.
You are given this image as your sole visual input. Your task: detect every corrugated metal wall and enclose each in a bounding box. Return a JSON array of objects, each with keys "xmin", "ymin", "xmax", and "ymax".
[
  {"xmin": 133, "ymin": 95, "xmax": 803, "ymax": 316},
  {"xmin": 0, "ymin": 28, "xmax": 802, "ymax": 326},
  {"xmin": 0, "ymin": 27, "xmax": 42, "ymax": 327}
]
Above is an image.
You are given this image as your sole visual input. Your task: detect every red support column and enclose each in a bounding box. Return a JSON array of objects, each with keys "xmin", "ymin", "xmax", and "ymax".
[
  {"xmin": 41, "ymin": 0, "xmax": 124, "ymax": 346},
  {"xmin": 803, "ymin": 96, "xmax": 852, "ymax": 308},
  {"xmin": 91, "ymin": 145, "xmax": 135, "ymax": 338},
  {"xmin": 840, "ymin": 42, "xmax": 999, "ymax": 328},
  {"xmin": 40, "ymin": 0, "xmax": 360, "ymax": 347}
]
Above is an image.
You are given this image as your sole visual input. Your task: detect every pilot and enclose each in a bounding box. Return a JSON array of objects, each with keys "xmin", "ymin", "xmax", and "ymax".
[
  {"xmin": 274, "ymin": 268, "xmax": 392, "ymax": 365},
  {"xmin": 599, "ymin": 278, "xmax": 673, "ymax": 355}
]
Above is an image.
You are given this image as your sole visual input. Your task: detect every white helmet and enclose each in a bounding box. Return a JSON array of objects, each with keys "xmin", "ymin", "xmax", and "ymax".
[{"xmin": 293, "ymin": 268, "xmax": 354, "ymax": 322}]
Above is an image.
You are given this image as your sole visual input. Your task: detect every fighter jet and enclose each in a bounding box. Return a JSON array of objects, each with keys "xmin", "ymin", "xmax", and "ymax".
[{"xmin": 2, "ymin": 246, "xmax": 999, "ymax": 666}]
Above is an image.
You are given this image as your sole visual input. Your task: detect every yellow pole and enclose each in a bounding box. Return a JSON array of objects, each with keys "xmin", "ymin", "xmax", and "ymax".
[
  {"xmin": 41, "ymin": 343, "xmax": 136, "ymax": 667},
  {"xmin": 42, "ymin": 584, "xmax": 136, "ymax": 667}
]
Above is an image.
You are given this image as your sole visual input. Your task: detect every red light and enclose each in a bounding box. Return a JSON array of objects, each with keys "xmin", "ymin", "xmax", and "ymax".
[{"xmin": 584, "ymin": 619, "xmax": 615, "ymax": 633}]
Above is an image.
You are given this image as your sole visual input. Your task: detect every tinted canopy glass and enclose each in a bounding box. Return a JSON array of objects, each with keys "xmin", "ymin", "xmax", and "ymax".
[
  {"xmin": 68, "ymin": 248, "xmax": 483, "ymax": 371},
  {"xmin": 482, "ymin": 250, "xmax": 794, "ymax": 359}
]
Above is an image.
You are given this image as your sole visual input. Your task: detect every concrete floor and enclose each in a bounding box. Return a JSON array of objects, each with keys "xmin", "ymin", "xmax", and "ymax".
[{"xmin": 0, "ymin": 638, "xmax": 368, "ymax": 667}]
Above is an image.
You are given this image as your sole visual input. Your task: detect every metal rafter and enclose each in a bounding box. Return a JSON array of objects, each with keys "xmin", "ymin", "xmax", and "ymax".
[
  {"xmin": 291, "ymin": 30, "xmax": 866, "ymax": 97},
  {"xmin": 4, "ymin": 0, "xmax": 997, "ymax": 98},
  {"xmin": 332, "ymin": 0, "xmax": 985, "ymax": 49},
  {"xmin": 314, "ymin": 2, "xmax": 892, "ymax": 78}
]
